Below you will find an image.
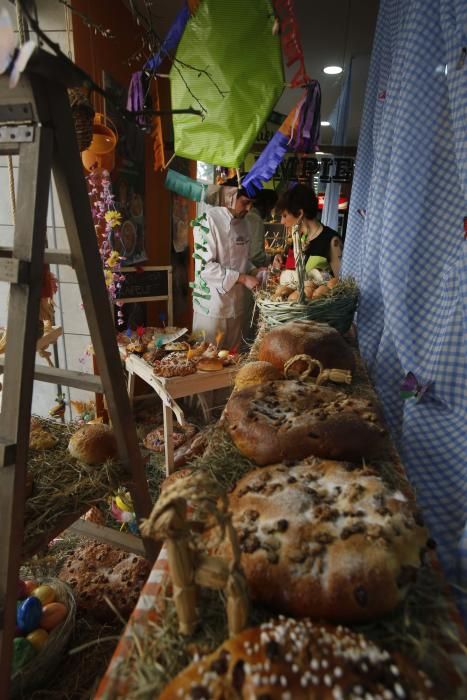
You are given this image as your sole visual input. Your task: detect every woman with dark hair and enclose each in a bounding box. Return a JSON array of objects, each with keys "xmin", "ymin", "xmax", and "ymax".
[{"xmin": 274, "ymin": 184, "xmax": 343, "ymax": 278}]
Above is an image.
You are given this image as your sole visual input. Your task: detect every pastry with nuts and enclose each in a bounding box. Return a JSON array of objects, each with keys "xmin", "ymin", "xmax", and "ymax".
[
  {"xmin": 210, "ymin": 459, "xmax": 430, "ymax": 623},
  {"xmin": 223, "ymin": 380, "xmax": 385, "ymax": 465},
  {"xmin": 159, "ymin": 617, "xmax": 438, "ymax": 700}
]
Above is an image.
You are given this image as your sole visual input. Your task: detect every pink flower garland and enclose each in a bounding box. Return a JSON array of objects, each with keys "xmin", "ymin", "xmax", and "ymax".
[{"xmin": 86, "ymin": 168, "xmax": 126, "ymax": 325}]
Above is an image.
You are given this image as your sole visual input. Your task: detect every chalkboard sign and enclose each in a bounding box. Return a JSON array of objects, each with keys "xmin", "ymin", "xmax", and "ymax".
[{"xmin": 117, "ymin": 267, "xmax": 169, "ymax": 302}]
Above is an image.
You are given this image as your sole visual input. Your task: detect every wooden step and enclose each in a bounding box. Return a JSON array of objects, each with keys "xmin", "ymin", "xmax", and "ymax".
[
  {"xmin": 0, "ymin": 358, "xmax": 103, "ymax": 392},
  {"xmin": 0, "ymin": 247, "xmax": 73, "ymax": 267}
]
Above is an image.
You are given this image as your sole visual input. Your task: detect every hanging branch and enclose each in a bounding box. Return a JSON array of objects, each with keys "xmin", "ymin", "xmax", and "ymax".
[
  {"xmin": 12, "ymin": 0, "xmax": 203, "ymax": 122},
  {"xmin": 125, "ymin": 0, "xmax": 229, "ymax": 115},
  {"xmin": 57, "ymin": 0, "xmax": 116, "ymax": 39}
]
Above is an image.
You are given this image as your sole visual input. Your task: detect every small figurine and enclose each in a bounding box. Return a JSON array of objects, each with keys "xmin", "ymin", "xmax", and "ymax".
[{"xmin": 49, "ymin": 393, "xmax": 66, "ymax": 420}]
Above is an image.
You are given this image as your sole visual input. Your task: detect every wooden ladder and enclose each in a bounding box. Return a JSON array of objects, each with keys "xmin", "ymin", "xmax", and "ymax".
[{"xmin": 0, "ymin": 55, "xmax": 158, "ymax": 696}]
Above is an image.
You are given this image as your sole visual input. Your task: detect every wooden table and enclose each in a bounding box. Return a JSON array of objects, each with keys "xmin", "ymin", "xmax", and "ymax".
[{"xmin": 125, "ymin": 354, "xmax": 238, "ymax": 474}]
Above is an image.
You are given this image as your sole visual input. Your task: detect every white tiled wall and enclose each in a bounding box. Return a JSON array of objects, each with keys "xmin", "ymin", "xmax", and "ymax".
[{"xmin": 1, "ymin": 1, "xmax": 94, "ymax": 420}]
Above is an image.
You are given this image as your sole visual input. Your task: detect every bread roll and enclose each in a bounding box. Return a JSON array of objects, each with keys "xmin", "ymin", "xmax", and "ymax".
[
  {"xmin": 234, "ymin": 361, "xmax": 282, "ymax": 391},
  {"xmin": 68, "ymin": 424, "xmax": 118, "ymax": 465},
  {"xmin": 211, "ymin": 459, "xmax": 429, "ymax": 622},
  {"xmin": 223, "ymin": 380, "xmax": 385, "ymax": 465},
  {"xmin": 159, "ymin": 618, "xmax": 437, "ymax": 700},
  {"xmin": 258, "ymin": 319, "xmax": 355, "ymax": 374}
]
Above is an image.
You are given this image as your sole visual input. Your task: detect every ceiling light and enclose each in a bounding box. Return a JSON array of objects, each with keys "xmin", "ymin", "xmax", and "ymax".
[
  {"xmin": 320, "ymin": 121, "xmax": 330, "ymax": 126},
  {"xmin": 323, "ymin": 65, "xmax": 343, "ymax": 75}
]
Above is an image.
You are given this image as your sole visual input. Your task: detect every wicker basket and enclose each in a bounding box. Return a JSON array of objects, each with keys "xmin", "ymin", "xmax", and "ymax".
[
  {"xmin": 10, "ymin": 578, "xmax": 76, "ymax": 697},
  {"xmin": 68, "ymin": 88, "xmax": 95, "ymax": 153},
  {"xmin": 255, "ymin": 279, "xmax": 359, "ymax": 334}
]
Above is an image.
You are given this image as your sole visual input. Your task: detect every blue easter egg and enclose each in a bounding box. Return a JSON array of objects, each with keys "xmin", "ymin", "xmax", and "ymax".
[{"xmin": 16, "ymin": 596, "xmax": 43, "ymax": 634}]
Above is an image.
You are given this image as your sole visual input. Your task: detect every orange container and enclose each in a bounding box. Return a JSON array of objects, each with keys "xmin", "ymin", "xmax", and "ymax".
[{"xmin": 81, "ymin": 113, "xmax": 118, "ymax": 173}]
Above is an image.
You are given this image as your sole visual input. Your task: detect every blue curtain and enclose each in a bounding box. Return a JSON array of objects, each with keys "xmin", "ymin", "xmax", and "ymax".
[{"xmin": 342, "ymin": 0, "xmax": 467, "ymax": 618}]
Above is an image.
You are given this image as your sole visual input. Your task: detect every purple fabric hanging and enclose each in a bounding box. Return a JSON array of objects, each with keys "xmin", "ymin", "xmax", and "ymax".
[
  {"xmin": 127, "ymin": 71, "xmax": 145, "ymax": 124},
  {"xmin": 242, "ymin": 131, "xmax": 289, "ymax": 197}
]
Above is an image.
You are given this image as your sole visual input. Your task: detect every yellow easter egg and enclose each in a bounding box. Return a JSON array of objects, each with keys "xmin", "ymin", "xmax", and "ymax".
[
  {"xmin": 26, "ymin": 628, "xmax": 49, "ymax": 651},
  {"xmin": 31, "ymin": 584, "xmax": 56, "ymax": 606},
  {"xmin": 40, "ymin": 602, "xmax": 67, "ymax": 631}
]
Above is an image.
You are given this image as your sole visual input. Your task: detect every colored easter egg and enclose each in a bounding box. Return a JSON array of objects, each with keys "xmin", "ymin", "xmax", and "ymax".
[
  {"xmin": 17, "ymin": 596, "xmax": 43, "ymax": 635},
  {"xmin": 31, "ymin": 584, "xmax": 56, "ymax": 606},
  {"xmin": 40, "ymin": 602, "xmax": 67, "ymax": 631},
  {"xmin": 26, "ymin": 628, "xmax": 49, "ymax": 652},
  {"xmin": 12, "ymin": 638, "xmax": 36, "ymax": 674},
  {"xmin": 23, "ymin": 580, "xmax": 38, "ymax": 596}
]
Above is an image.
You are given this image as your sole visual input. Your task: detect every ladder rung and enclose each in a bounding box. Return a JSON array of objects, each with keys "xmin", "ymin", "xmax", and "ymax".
[
  {"xmin": 0, "ymin": 258, "xmax": 29, "ymax": 284},
  {"xmin": 0, "ymin": 439, "xmax": 16, "ymax": 468},
  {"xmin": 0, "ymin": 358, "xmax": 103, "ymax": 392},
  {"xmin": 0, "ymin": 247, "xmax": 73, "ymax": 267}
]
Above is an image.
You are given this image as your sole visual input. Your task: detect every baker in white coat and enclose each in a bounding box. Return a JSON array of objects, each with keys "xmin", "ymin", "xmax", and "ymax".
[{"xmin": 192, "ymin": 187, "xmax": 263, "ymax": 350}]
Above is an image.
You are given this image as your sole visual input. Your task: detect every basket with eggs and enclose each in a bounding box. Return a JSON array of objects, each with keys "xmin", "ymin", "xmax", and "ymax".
[
  {"xmin": 255, "ymin": 224, "xmax": 358, "ymax": 334},
  {"xmin": 10, "ymin": 577, "xmax": 76, "ymax": 696}
]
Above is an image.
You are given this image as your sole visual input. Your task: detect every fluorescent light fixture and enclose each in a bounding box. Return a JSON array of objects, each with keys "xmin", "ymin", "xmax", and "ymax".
[
  {"xmin": 320, "ymin": 121, "xmax": 330, "ymax": 126},
  {"xmin": 315, "ymin": 151, "xmax": 324, "ymax": 155},
  {"xmin": 323, "ymin": 65, "xmax": 343, "ymax": 75}
]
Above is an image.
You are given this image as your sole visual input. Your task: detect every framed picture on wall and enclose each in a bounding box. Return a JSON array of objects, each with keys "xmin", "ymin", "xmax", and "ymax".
[{"xmin": 103, "ymin": 72, "xmax": 148, "ymax": 266}]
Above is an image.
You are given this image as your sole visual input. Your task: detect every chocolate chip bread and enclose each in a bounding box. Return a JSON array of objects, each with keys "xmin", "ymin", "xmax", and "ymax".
[
  {"xmin": 212, "ymin": 459, "xmax": 430, "ymax": 623},
  {"xmin": 223, "ymin": 380, "xmax": 385, "ymax": 465}
]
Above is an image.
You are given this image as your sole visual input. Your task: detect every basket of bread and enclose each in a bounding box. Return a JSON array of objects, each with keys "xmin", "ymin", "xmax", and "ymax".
[
  {"xmin": 10, "ymin": 577, "xmax": 76, "ymax": 697},
  {"xmin": 255, "ymin": 224, "xmax": 358, "ymax": 333}
]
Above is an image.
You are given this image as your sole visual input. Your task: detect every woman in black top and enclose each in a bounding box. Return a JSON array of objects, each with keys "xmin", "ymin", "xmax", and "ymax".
[{"xmin": 273, "ymin": 184, "xmax": 343, "ymax": 277}]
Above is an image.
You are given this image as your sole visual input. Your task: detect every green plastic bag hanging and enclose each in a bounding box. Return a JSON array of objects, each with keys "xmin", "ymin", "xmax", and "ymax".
[{"xmin": 170, "ymin": 0, "xmax": 284, "ymax": 168}]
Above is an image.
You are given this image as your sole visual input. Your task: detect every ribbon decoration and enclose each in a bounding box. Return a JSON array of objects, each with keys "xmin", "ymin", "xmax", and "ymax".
[
  {"xmin": 126, "ymin": 71, "xmax": 145, "ymax": 126},
  {"xmin": 271, "ymin": 0, "xmax": 310, "ymax": 87},
  {"xmin": 144, "ymin": 3, "xmax": 191, "ymax": 73},
  {"xmin": 242, "ymin": 81, "xmax": 321, "ymax": 196},
  {"xmin": 400, "ymin": 372, "xmax": 431, "ymax": 402}
]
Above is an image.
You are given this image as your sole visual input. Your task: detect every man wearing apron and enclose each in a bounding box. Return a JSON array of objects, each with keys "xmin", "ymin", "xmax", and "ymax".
[{"xmin": 192, "ymin": 187, "xmax": 262, "ymax": 350}]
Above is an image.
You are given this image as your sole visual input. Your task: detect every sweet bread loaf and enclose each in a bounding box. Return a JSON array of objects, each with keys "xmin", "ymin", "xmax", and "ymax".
[
  {"xmin": 68, "ymin": 423, "xmax": 118, "ymax": 465},
  {"xmin": 159, "ymin": 617, "xmax": 437, "ymax": 700},
  {"xmin": 211, "ymin": 459, "xmax": 429, "ymax": 622},
  {"xmin": 223, "ymin": 380, "xmax": 385, "ymax": 465},
  {"xmin": 197, "ymin": 357, "xmax": 224, "ymax": 372},
  {"xmin": 234, "ymin": 360, "xmax": 282, "ymax": 391},
  {"xmin": 258, "ymin": 319, "xmax": 355, "ymax": 374}
]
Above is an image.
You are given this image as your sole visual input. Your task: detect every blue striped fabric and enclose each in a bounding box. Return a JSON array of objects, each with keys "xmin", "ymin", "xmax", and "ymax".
[{"xmin": 342, "ymin": 0, "xmax": 467, "ymax": 618}]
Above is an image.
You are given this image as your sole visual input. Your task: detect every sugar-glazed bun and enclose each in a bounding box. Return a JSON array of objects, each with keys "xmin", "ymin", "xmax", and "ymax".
[{"xmin": 159, "ymin": 617, "xmax": 437, "ymax": 700}]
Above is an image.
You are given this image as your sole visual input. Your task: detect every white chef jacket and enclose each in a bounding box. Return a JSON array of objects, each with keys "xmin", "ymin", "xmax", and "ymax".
[{"xmin": 194, "ymin": 207, "xmax": 254, "ymax": 319}]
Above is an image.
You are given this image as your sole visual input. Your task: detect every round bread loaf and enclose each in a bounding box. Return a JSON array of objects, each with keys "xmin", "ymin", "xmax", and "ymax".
[
  {"xmin": 223, "ymin": 380, "xmax": 385, "ymax": 465},
  {"xmin": 143, "ymin": 423, "xmax": 197, "ymax": 452},
  {"xmin": 159, "ymin": 617, "xmax": 437, "ymax": 700},
  {"xmin": 258, "ymin": 319, "xmax": 355, "ymax": 374},
  {"xmin": 68, "ymin": 423, "xmax": 118, "ymax": 465},
  {"xmin": 234, "ymin": 361, "xmax": 282, "ymax": 391},
  {"xmin": 197, "ymin": 357, "xmax": 224, "ymax": 372},
  {"xmin": 211, "ymin": 460, "xmax": 429, "ymax": 623},
  {"xmin": 59, "ymin": 542, "xmax": 150, "ymax": 622}
]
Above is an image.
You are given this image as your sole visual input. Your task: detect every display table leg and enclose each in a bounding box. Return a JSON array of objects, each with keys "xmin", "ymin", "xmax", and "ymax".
[
  {"xmin": 163, "ymin": 402, "xmax": 174, "ymax": 476},
  {"xmin": 197, "ymin": 393, "xmax": 211, "ymax": 423},
  {"xmin": 127, "ymin": 369, "xmax": 136, "ymax": 405}
]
